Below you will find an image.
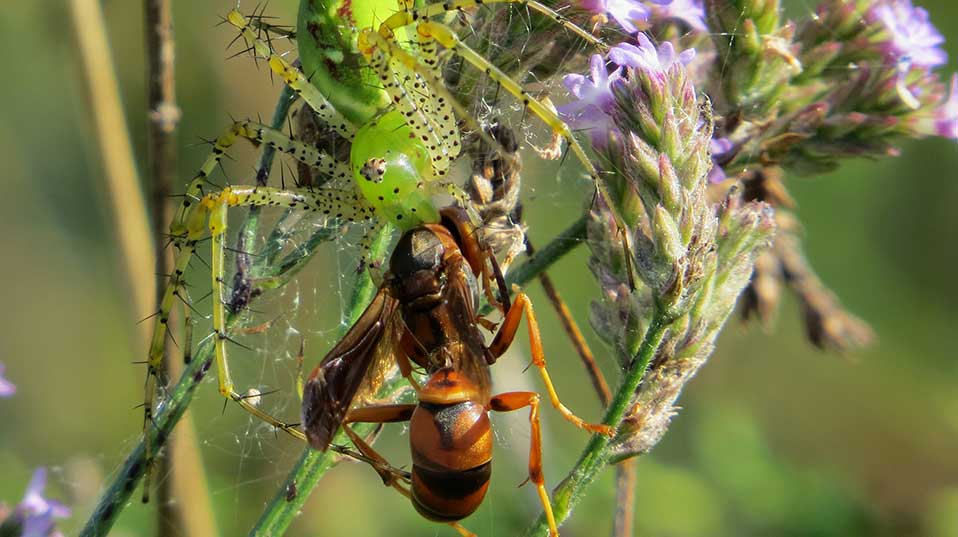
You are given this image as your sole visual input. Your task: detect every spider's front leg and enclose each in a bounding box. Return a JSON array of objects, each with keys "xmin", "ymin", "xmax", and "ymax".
[
  {"xmin": 205, "ymin": 193, "xmax": 306, "ymax": 442},
  {"xmin": 226, "ymin": 9, "xmax": 357, "ymax": 141}
]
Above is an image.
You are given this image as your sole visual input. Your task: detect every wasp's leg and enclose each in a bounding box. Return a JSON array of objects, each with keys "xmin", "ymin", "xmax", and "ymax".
[
  {"xmin": 341, "ymin": 405, "xmax": 416, "ymax": 485},
  {"xmin": 489, "ymin": 391, "xmax": 559, "ymax": 537},
  {"xmin": 488, "ymin": 290, "xmax": 614, "ymax": 436}
]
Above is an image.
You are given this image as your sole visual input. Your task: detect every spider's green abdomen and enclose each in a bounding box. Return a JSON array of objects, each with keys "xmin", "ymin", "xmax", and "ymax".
[{"xmin": 351, "ymin": 110, "xmax": 440, "ymax": 229}]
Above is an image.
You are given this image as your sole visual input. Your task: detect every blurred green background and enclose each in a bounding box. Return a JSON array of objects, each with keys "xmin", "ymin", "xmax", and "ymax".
[{"xmin": 1, "ymin": 1, "xmax": 956, "ymax": 536}]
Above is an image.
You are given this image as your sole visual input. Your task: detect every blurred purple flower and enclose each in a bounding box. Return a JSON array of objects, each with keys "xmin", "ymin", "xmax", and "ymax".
[
  {"xmin": 708, "ymin": 137, "xmax": 733, "ymax": 183},
  {"xmin": 910, "ymin": 73, "xmax": 958, "ymax": 139},
  {"xmin": 0, "ymin": 469, "xmax": 71, "ymax": 537},
  {"xmin": 558, "ymin": 54, "xmax": 623, "ymax": 148},
  {"xmin": 0, "ymin": 362, "xmax": 15, "ymax": 398},
  {"xmin": 649, "ymin": 0, "xmax": 706, "ymax": 31},
  {"xmin": 579, "ymin": 0, "xmax": 671, "ymax": 33},
  {"xmin": 867, "ymin": 0, "xmax": 947, "ymax": 68},
  {"xmin": 931, "ymin": 74, "xmax": 957, "ymax": 138},
  {"xmin": 608, "ymin": 33, "xmax": 696, "ymax": 74}
]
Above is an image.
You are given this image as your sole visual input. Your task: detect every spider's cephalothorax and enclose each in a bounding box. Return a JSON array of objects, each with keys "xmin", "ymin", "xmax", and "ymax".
[{"xmin": 140, "ymin": 0, "xmax": 608, "ymax": 502}]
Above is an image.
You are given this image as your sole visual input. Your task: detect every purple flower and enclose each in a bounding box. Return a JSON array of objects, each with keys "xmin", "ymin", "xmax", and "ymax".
[
  {"xmin": 608, "ymin": 33, "xmax": 696, "ymax": 74},
  {"xmin": 929, "ymin": 73, "xmax": 957, "ymax": 138},
  {"xmin": 579, "ymin": 0, "xmax": 671, "ymax": 34},
  {"xmin": 1, "ymin": 469, "xmax": 71, "ymax": 537},
  {"xmin": 708, "ymin": 137, "xmax": 733, "ymax": 183},
  {"xmin": 0, "ymin": 362, "xmax": 15, "ymax": 398},
  {"xmin": 649, "ymin": 0, "xmax": 706, "ymax": 32},
  {"xmin": 558, "ymin": 54, "xmax": 623, "ymax": 148},
  {"xmin": 910, "ymin": 73, "xmax": 958, "ymax": 139},
  {"xmin": 559, "ymin": 34, "xmax": 697, "ymax": 150},
  {"xmin": 867, "ymin": 0, "xmax": 947, "ymax": 68}
]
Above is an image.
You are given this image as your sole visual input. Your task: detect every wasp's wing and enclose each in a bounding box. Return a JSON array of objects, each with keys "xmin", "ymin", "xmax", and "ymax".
[
  {"xmin": 445, "ymin": 256, "xmax": 495, "ymax": 400},
  {"xmin": 302, "ymin": 286, "xmax": 402, "ymax": 450}
]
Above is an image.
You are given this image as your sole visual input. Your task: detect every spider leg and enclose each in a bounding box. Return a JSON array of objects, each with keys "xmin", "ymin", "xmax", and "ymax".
[
  {"xmin": 365, "ymin": 43, "xmax": 461, "ymax": 179},
  {"xmin": 226, "ymin": 10, "xmax": 356, "ymax": 140},
  {"xmin": 432, "ymin": 20, "xmax": 637, "ymax": 286},
  {"xmin": 210, "ymin": 186, "xmax": 372, "ymax": 425},
  {"xmin": 379, "ymin": 0, "xmax": 605, "ymax": 50}
]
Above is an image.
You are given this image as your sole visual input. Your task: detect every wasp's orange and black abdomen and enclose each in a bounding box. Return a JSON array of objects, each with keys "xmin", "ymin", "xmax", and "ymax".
[{"xmin": 409, "ymin": 399, "xmax": 493, "ymax": 521}]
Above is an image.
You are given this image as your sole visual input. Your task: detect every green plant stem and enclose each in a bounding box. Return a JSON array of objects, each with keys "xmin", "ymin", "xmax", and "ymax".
[
  {"xmin": 524, "ymin": 314, "xmax": 669, "ymax": 537},
  {"xmin": 81, "ymin": 318, "xmax": 231, "ymax": 537},
  {"xmin": 249, "ymin": 224, "xmax": 393, "ymax": 536},
  {"xmin": 507, "ymin": 214, "xmax": 587, "ymax": 289}
]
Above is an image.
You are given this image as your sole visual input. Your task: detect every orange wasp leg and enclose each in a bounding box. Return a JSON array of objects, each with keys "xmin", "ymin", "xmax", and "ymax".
[
  {"xmin": 342, "ymin": 405, "xmax": 478, "ymax": 537},
  {"xmin": 489, "ymin": 391, "xmax": 558, "ymax": 537},
  {"xmin": 342, "ymin": 405, "xmax": 415, "ymax": 486},
  {"xmin": 488, "ymin": 290, "xmax": 614, "ymax": 436}
]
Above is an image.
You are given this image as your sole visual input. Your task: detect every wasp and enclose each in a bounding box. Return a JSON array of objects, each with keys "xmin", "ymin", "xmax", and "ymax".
[{"xmin": 301, "ymin": 206, "xmax": 612, "ymax": 536}]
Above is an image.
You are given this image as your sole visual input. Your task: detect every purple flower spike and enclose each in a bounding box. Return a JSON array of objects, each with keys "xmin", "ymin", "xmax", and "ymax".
[
  {"xmin": 558, "ymin": 54, "xmax": 623, "ymax": 148},
  {"xmin": 578, "ymin": 0, "xmax": 671, "ymax": 34},
  {"xmin": 609, "ymin": 33, "xmax": 696, "ymax": 74},
  {"xmin": 8, "ymin": 468, "xmax": 71, "ymax": 537},
  {"xmin": 0, "ymin": 362, "xmax": 15, "ymax": 398},
  {"xmin": 867, "ymin": 0, "xmax": 947, "ymax": 68},
  {"xmin": 650, "ymin": 0, "xmax": 706, "ymax": 32}
]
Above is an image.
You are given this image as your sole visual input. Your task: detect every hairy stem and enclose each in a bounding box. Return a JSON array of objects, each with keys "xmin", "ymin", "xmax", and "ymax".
[
  {"xmin": 143, "ymin": 2, "xmax": 218, "ymax": 536},
  {"xmin": 524, "ymin": 314, "xmax": 669, "ymax": 536},
  {"xmin": 81, "ymin": 321, "xmax": 229, "ymax": 537}
]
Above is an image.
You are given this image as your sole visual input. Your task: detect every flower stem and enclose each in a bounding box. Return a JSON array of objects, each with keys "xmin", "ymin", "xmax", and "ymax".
[
  {"xmin": 80, "ymin": 323, "xmax": 227, "ymax": 537},
  {"xmin": 524, "ymin": 314, "xmax": 669, "ymax": 536}
]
